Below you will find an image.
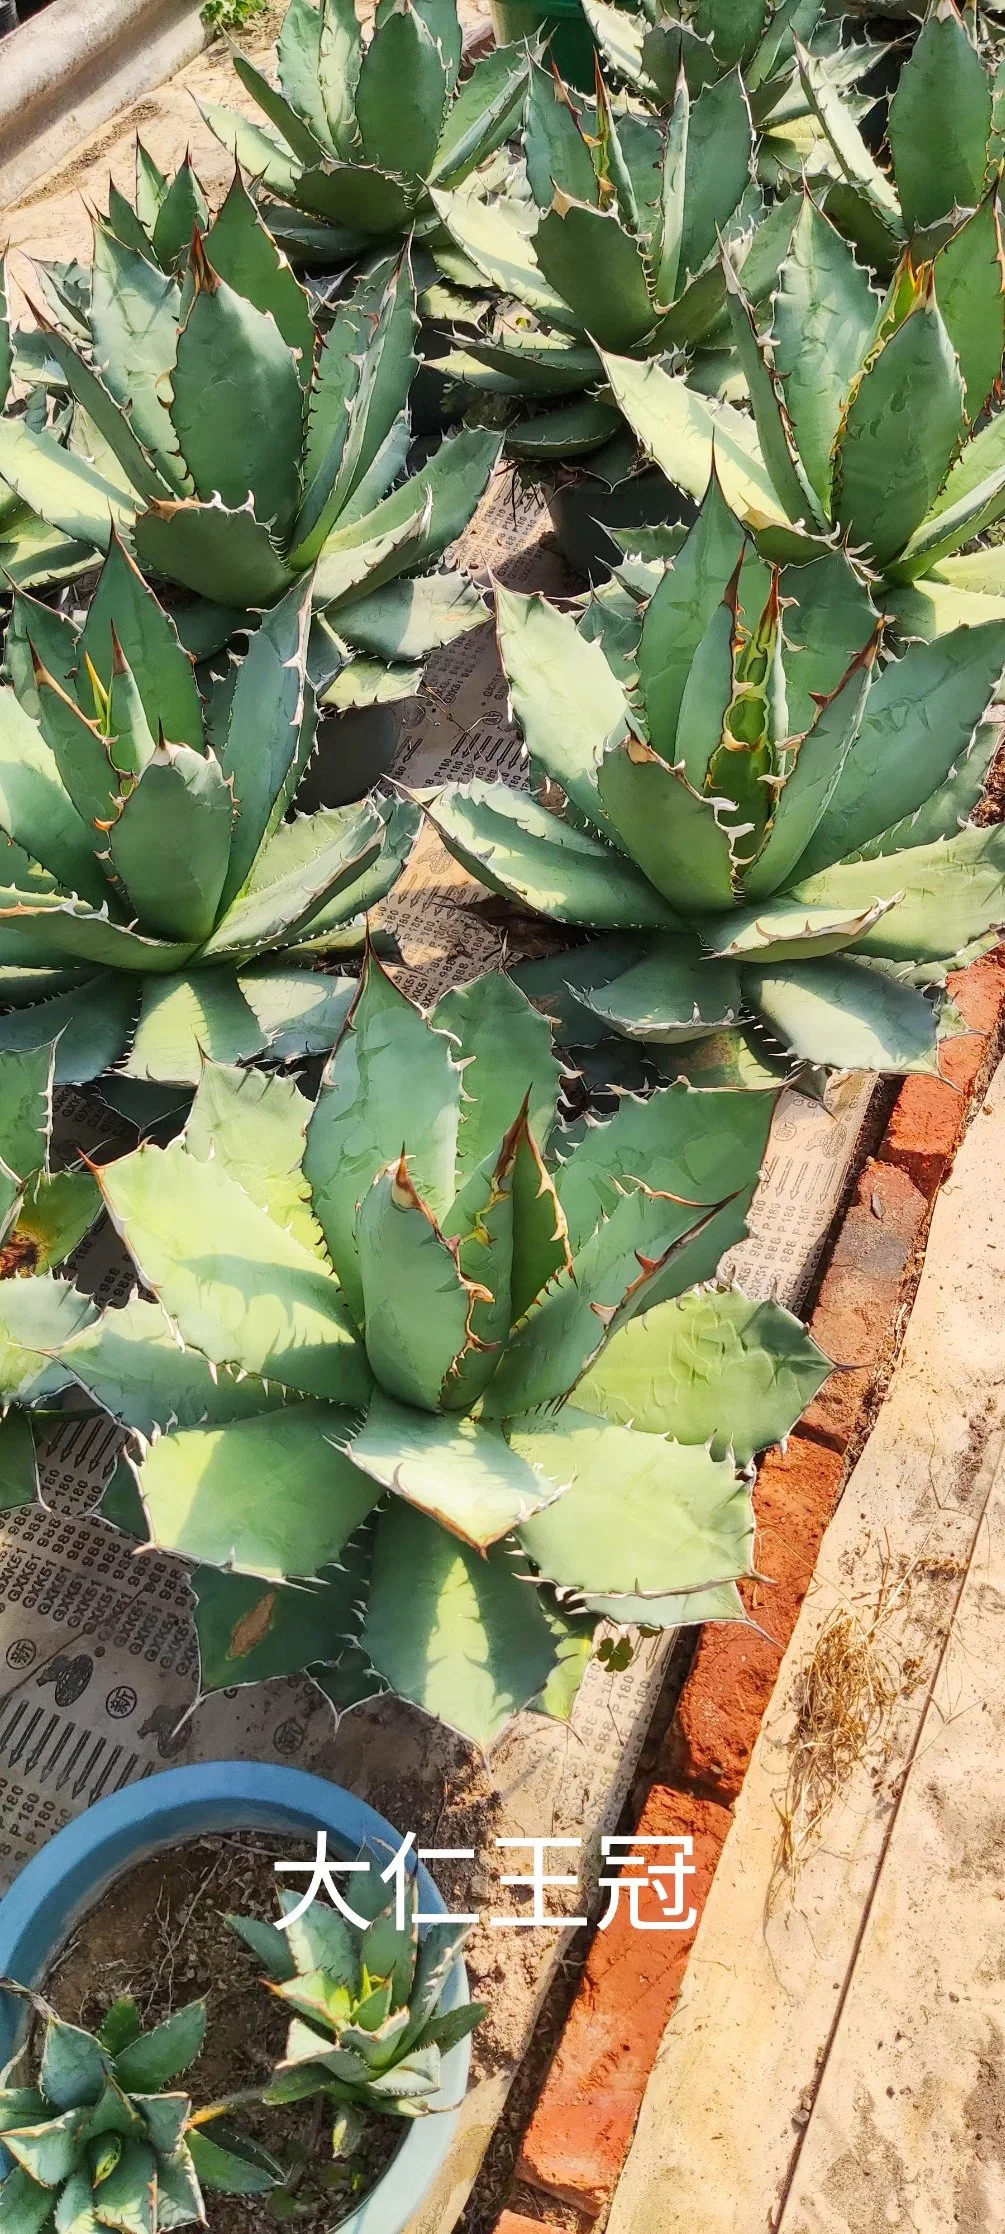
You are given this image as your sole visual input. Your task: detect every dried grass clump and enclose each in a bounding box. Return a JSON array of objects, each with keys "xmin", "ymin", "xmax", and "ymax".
[{"xmin": 772, "ymin": 1597, "xmax": 899, "ymax": 1901}]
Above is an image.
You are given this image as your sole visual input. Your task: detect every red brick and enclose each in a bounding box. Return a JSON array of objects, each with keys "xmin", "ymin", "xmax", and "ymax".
[
  {"xmin": 517, "ymin": 1790, "xmax": 732, "ymax": 2216},
  {"xmin": 879, "ymin": 953, "xmax": 1005, "ymax": 1197},
  {"xmin": 669, "ymin": 1432, "xmax": 846, "ymax": 1801},
  {"xmin": 495, "ymin": 2215, "xmax": 567, "ymax": 2234},
  {"xmin": 800, "ymin": 1158, "xmax": 927, "ymax": 1452}
]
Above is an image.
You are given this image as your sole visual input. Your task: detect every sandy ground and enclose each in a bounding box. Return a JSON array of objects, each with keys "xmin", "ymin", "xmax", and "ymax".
[{"xmin": 1, "ymin": 0, "xmax": 492, "ymax": 316}]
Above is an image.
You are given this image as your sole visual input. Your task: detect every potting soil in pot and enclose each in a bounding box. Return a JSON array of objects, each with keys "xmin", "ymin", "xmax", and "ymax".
[{"xmin": 41, "ymin": 1833, "xmax": 404, "ymax": 2230}]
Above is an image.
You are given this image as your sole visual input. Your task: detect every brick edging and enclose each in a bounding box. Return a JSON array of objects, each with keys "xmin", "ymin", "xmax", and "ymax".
[{"xmin": 489, "ymin": 949, "xmax": 1005, "ymax": 2226}]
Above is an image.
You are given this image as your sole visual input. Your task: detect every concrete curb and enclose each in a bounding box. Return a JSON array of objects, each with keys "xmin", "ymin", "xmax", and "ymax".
[
  {"xmin": 0, "ymin": 0, "xmax": 207, "ymax": 212},
  {"xmin": 489, "ymin": 945, "xmax": 1005, "ymax": 2228}
]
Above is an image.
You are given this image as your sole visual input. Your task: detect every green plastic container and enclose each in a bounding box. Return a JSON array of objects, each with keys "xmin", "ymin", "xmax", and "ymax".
[{"xmin": 490, "ymin": 0, "xmax": 601, "ymax": 89}]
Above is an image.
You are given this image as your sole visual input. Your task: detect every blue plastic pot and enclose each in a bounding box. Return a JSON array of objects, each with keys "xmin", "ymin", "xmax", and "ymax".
[{"xmin": 0, "ymin": 1763, "xmax": 471, "ymax": 2234}]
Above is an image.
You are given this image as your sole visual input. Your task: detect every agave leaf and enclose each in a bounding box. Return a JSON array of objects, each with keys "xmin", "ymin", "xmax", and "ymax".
[
  {"xmin": 832, "ymin": 287, "xmax": 965, "ymax": 569},
  {"xmin": 701, "ymin": 897, "xmax": 896, "ymax": 960},
  {"xmin": 598, "ymin": 733, "xmax": 737, "ymax": 911},
  {"xmin": 429, "ymin": 189, "xmax": 581, "ymax": 331},
  {"xmin": 748, "ymin": 955, "xmax": 941, "ymax": 1072},
  {"xmin": 581, "ymin": 0, "xmax": 646, "ymax": 87},
  {"xmin": 16, "ymin": 1169, "xmax": 101, "ymax": 1273},
  {"xmin": 292, "ymin": 161, "xmax": 414, "ymax": 235},
  {"xmin": 888, "ymin": 1, "xmax": 991, "ymax": 235},
  {"xmin": 487, "ymin": 1170, "xmax": 742, "ymax": 1415},
  {"xmin": 561, "ymin": 1073, "xmax": 771, "ymax": 1243},
  {"xmin": 309, "ymin": 498, "xmax": 430, "ymax": 611},
  {"xmin": 576, "ymin": 935, "xmax": 742, "ymax": 1043},
  {"xmin": 98, "ymin": 1137, "xmax": 370, "ymax": 1400},
  {"xmin": 198, "ymin": 96, "xmax": 301, "ymax": 197},
  {"xmin": 215, "ymin": 577, "xmax": 314, "ymax": 910},
  {"xmin": 0, "ymin": 1274, "xmax": 97, "ymax": 1404},
  {"xmin": 150, "ymin": 157, "xmax": 208, "ymax": 271},
  {"xmin": 304, "ymin": 954, "xmax": 463, "ymax": 1322},
  {"xmin": 318, "ymin": 0, "xmax": 364, "ymax": 157},
  {"xmin": 503, "ymin": 397, "xmax": 623, "ymax": 460},
  {"xmin": 678, "ymin": 70, "xmax": 755, "ymax": 284},
  {"xmin": 485, "ymin": 64, "xmax": 579, "ymax": 219},
  {"xmin": 511, "ymin": 1411, "xmax": 753, "ymax": 1595},
  {"xmin": 295, "ymin": 255, "xmax": 418, "ymax": 566},
  {"xmin": 204, "ymin": 169, "xmax": 315, "ymax": 381},
  {"xmin": 534, "ymin": 199, "xmax": 656, "ymax": 354},
  {"xmin": 114, "ymin": 2006, "xmax": 205, "ymax": 2093},
  {"xmin": 107, "ymin": 740, "xmax": 233, "ymax": 944},
  {"xmin": 334, "ymin": 571, "xmax": 484, "ymax": 660},
  {"xmin": 433, "ymin": 971, "xmax": 562, "ymax": 1193},
  {"xmin": 0, "ymin": 974, "xmax": 137, "ymax": 1084},
  {"xmin": 362, "ymin": 1499, "xmax": 562, "ymax": 1747},
  {"xmin": 793, "ymin": 622, "xmax": 1005, "ymax": 877},
  {"xmin": 425, "ymin": 779, "xmax": 684, "ymax": 929},
  {"xmin": 0, "ymin": 417, "xmax": 136, "ymax": 550},
  {"xmin": 637, "ymin": 466, "xmax": 746, "ymax": 759},
  {"xmin": 356, "ymin": 1160, "xmax": 483, "ymax": 1410},
  {"xmin": 432, "ymin": 49, "xmax": 527, "ymax": 190},
  {"xmin": 120, "ymin": 968, "xmax": 267, "ymax": 1083},
  {"xmin": 0, "ymin": 687, "xmax": 108, "ymax": 907},
  {"xmin": 133, "ymin": 496, "xmax": 293, "ymax": 605},
  {"xmin": 0, "ymin": 1039, "xmax": 51, "ymax": 1191},
  {"xmin": 194, "ymin": 1538, "xmax": 369, "ymax": 1692},
  {"xmin": 31, "ymin": 327, "xmax": 173, "ymax": 509},
  {"xmin": 185, "ymin": 2129, "xmax": 278, "ymax": 2197},
  {"xmin": 744, "ymin": 635, "xmax": 879, "ymax": 899},
  {"xmin": 789, "ymin": 824, "xmax": 1005, "ymax": 962},
  {"xmin": 861, "ymin": 716, "xmax": 1001, "ymax": 856},
  {"xmin": 315, "ymin": 426, "xmax": 502, "ymax": 603},
  {"xmin": 7, "ymin": 589, "xmax": 78, "ymax": 714},
  {"xmin": 770, "ymin": 194, "xmax": 876, "ymax": 513},
  {"xmin": 80, "ymin": 535, "xmax": 204, "ymax": 757},
  {"xmin": 60, "ymin": 1292, "xmax": 290, "ymax": 1434},
  {"xmin": 296, "ymin": 304, "xmax": 365, "ymax": 559},
  {"xmin": 88, "ymin": 228, "xmax": 187, "ymax": 493},
  {"xmin": 201, "ymin": 801, "xmax": 382, "ymax": 962},
  {"xmin": 136, "ymin": 1404, "xmax": 378, "ymax": 1580},
  {"xmin": 30, "ymin": 657, "xmax": 133, "ymax": 837},
  {"xmin": 356, "ymin": 0, "xmax": 449, "ymax": 180},
  {"xmin": 795, "ymin": 39, "xmax": 903, "ymax": 239},
  {"xmin": 185, "ymin": 1063, "xmax": 323, "ymax": 1257},
  {"xmin": 576, "ymin": 1288, "xmax": 829, "ymax": 1464},
  {"xmin": 232, "ymin": 48, "xmax": 330, "ymax": 167},
  {"xmin": 350, "ymin": 1387, "xmax": 556, "ymax": 1546},
  {"xmin": 723, "ymin": 247, "xmax": 825, "ymax": 532},
  {"xmin": 932, "ymin": 195, "xmax": 1005, "ymax": 427},
  {"xmin": 599, "ymin": 351, "xmax": 790, "ymax": 532},
  {"xmin": 276, "ymin": 0, "xmax": 341, "ymax": 155},
  {"xmin": 494, "ymin": 584, "xmax": 629, "ymax": 832},
  {"xmin": 0, "ymin": 1413, "xmax": 39, "ymax": 1513},
  {"xmin": 170, "ymin": 243, "xmax": 305, "ymax": 542}
]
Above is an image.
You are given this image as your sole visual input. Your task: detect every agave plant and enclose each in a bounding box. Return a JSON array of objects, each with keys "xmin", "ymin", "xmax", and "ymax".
[
  {"xmin": 0, "ymin": 185, "xmax": 500, "ymax": 670},
  {"xmin": 592, "ymin": 172, "xmax": 1005, "ymax": 637},
  {"xmin": 202, "ymin": 0, "xmax": 532, "ymax": 270},
  {"xmin": 581, "ymin": 0, "xmax": 891, "ymax": 191},
  {"xmin": 0, "ymin": 1985, "xmax": 278, "ymax": 2227},
  {"xmin": 227, "ymin": 1858, "xmax": 483, "ymax": 2123},
  {"xmin": 19, "ymin": 960, "xmax": 830, "ymax": 1746},
  {"xmin": 0, "ymin": 537, "xmax": 416, "ymax": 1089},
  {"xmin": 425, "ymin": 476, "xmax": 1005, "ymax": 1083},
  {"xmin": 433, "ymin": 55, "xmax": 779, "ymax": 470},
  {"xmin": 798, "ymin": 0, "xmax": 1004, "ymax": 270}
]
